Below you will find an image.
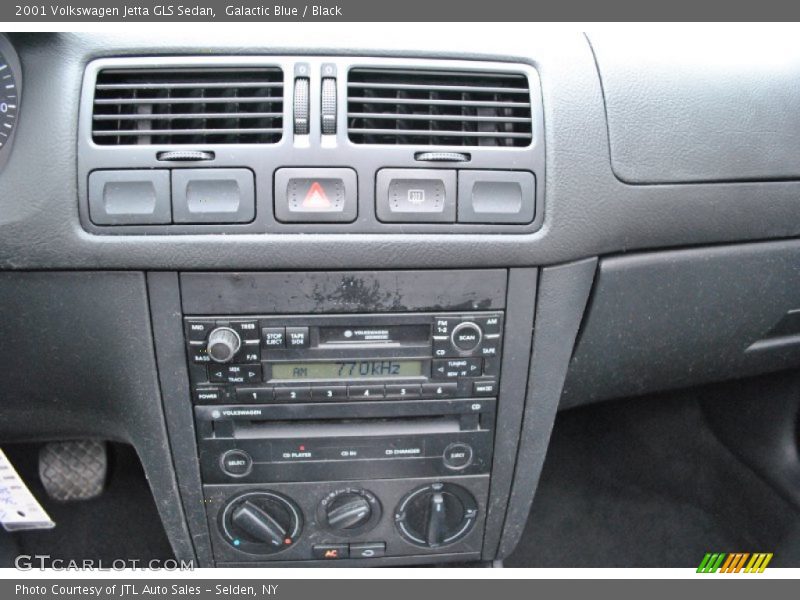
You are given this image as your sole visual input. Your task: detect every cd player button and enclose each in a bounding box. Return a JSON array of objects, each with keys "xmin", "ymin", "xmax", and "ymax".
[
  {"xmin": 422, "ymin": 383, "xmax": 458, "ymax": 398},
  {"xmin": 432, "ymin": 336, "xmax": 451, "ymax": 358},
  {"xmin": 220, "ymin": 449, "xmax": 253, "ymax": 477},
  {"xmin": 261, "ymin": 327, "xmax": 286, "ymax": 349},
  {"xmin": 236, "ymin": 387, "xmax": 274, "ymax": 403},
  {"xmin": 385, "ymin": 384, "xmax": 422, "ymax": 399},
  {"xmin": 312, "ymin": 385, "xmax": 348, "ymax": 401},
  {"xmin": 472, "ymin": 381, "xmax": 497, "ymax": 396},
  {"xmin": 443, "ymin": 443, "xmax": 474, "ymax": 470},
  {"xmin": 274, "ymin": 386, "xmax": 312, "ymax": 402},
  {"xmin": 348, "ymin": 385, "xmax": 385, "ymax": 400},
  {"xmin": 286, "ymin": 327, "xmax": 310, "ymax": 348}
]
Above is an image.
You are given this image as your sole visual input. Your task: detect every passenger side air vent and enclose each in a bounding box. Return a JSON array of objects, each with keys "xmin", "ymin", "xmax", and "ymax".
[
  {"xmin": 347, "ymin": 68, "xmax": 532, "ymax": 147},
  {"xmin": 92, "ymin": 67, "xmax": 284, "ymax": 145}
]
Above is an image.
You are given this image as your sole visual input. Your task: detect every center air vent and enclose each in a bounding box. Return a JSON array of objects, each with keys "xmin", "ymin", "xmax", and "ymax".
[
  {"xmin": 347, "ymin": 68, "xmax": 532, "ymax": 147},
  {"xmin": 92, "ymin": 67, "xmax": 284, "ymax": 145}
]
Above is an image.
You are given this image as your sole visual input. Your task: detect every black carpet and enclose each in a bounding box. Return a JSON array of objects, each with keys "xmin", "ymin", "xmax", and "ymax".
[
  {"xmin": 506, "ymin": 393, "xmax": 800, "ymax": 567},
  {"xmin": 1, "ymin": 443, "xmax": 173, "ymax": 566}
]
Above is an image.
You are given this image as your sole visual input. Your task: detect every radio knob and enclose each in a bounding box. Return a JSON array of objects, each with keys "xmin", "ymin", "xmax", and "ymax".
[
  {"xmin": 207, "ymin": 327, "xmax": 241, "ymax": 363},
  {"xmin": 451, "ymin": 322, "xmax": 482, "ymax": 353}
]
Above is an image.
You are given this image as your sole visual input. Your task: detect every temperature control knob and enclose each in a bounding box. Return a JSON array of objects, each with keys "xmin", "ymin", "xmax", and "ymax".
[
  {"xmin": 220, "ymin": 491, "xmax": 303, "ymax": 554},
  {"xmin": 394, "ymin": 482, "xmax": 478, "ymax": 548},
  {"xmin": 206, "ymin": 327, "xmax": 241, "ymax": 363},
  {"xmin": 318, "ymin": 488, "xmax": 382, "ymax": 536}
]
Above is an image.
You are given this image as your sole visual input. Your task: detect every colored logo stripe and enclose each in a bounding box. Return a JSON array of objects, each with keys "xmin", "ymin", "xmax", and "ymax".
[{"xmin": 697, "ymin": 552, "xmax": 773, "ymax": 573}]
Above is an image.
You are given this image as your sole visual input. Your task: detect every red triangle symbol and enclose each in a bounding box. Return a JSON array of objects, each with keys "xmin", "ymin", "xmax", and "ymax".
[{"xmin": 303, "ymin": 182, "xmax": 331, "ymax": 209}]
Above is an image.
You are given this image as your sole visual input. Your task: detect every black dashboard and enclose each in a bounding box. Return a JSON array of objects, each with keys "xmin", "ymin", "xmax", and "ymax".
[{"xmin": 2, "ymin": 29, "xmax": 800, "ymax": 567}]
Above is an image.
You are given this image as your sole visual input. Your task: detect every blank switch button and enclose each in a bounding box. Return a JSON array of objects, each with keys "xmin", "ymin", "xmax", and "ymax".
[
  {"xmin": 458, "ymin": 170, "xmax": 536, "ymax": 224},
  {"xmin": 172, "ymin": 168, "xmax": 255, "ymax": 224},
  {"xmin": 88, "ymin": 170, "xmax": 171, "ymax": 225}
]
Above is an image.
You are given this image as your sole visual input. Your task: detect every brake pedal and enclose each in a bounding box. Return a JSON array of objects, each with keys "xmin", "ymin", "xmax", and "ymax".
[{"xmin": 39, "ymin": 441, "xmax": 107, "ymax": 502}]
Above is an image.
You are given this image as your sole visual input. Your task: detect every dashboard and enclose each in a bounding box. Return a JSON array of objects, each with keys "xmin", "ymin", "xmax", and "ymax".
[{"xmin": 2, "ymin": 28, "xmax": 800, "ymax": 567}]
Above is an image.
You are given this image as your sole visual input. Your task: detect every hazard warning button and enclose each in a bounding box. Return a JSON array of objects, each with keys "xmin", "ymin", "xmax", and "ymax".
[{"xmin": 274, "ymin": 168, "xmax": 357, "ymax": 223}]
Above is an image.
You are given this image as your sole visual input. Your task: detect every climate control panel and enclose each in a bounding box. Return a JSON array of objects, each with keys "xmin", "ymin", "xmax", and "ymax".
[{"xmin": 205, "ymin": 476, "xmax": 489, "ymax": 565}]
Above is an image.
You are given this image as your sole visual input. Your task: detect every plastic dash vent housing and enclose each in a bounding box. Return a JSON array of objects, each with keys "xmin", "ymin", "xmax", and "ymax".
[
  {"xmin": 91, "ymin": 67, "xmax": 284, "ymax": 145},
  {"xmin": 347, "ymin": 68, "xmax": 533, "ymax": 147}
]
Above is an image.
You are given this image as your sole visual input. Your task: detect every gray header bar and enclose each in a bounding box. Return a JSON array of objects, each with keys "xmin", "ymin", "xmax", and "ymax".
[{"xmin": 4, "ymin": 0, "xmax": 800, "ymax": 21}]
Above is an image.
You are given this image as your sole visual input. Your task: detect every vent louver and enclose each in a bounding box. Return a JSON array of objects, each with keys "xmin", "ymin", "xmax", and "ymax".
[
  {"xmin": 347, "ymin": 68, "xmax": 532, "ymax": 147},
  {"xmin": 92, "ymin": 67, "xmax": 284, "ymax": 145}
]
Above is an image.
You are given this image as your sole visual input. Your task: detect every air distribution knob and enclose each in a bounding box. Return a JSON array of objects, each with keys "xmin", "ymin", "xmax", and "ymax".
[
  {"xmin": 318, "ymin": 488, "xmax": 382, "ymax": 535},
  {"xmin": 206, "ymin": 326, "xmax": 241, "ymax": 363},
  {"xmin": 327, "ymin": 493, "xmax": 371, "ymax": 529},
  {"xmin": 220, "ymin": 491, "xmax": 303, "ymax": 555},
  {"xmin": 394, "ymin": 482, "xmax": 478, "ymax": 548}
]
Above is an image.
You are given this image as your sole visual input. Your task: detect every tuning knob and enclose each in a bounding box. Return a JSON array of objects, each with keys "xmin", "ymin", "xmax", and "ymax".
[
  {"xmin": 394, "ymin": 482, "xmax": 478, "ymax": 548},
  {"xmin": 318, "ymin": 488, "xmax": 381, "ymax": 535},
  {"xmin": 207, "ymin": 327, "xmax": 241, "ymax": 363},
  {"xmin": 220, "ymin": 491, "xmax": 303, "ymax": 554}
]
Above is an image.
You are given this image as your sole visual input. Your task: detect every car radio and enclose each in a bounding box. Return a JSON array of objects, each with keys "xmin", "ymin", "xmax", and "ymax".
[
  {"xmin": 183, "ymin": 310, "xmax": 504, "ymax": 564},
  {"xmin": 184, "ymin": 312, "xmax": 503, "ymax": 405}
]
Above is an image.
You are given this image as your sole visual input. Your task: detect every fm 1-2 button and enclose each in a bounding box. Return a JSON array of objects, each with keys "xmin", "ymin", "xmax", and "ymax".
[{"xmin": 443, "ymin": 443, "xmax": 473, "ymax": 470}]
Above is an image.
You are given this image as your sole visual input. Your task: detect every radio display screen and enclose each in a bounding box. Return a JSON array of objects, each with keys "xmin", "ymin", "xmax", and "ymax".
[{"xmin": 271, "ymin": 360, "xmax": 424, "ymax": 380}]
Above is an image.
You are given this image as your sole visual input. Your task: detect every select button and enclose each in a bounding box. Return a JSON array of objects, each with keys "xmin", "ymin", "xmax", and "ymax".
[{"xmin": 220, "ymin": 450, "xmax": 253, "ymax": 477}]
